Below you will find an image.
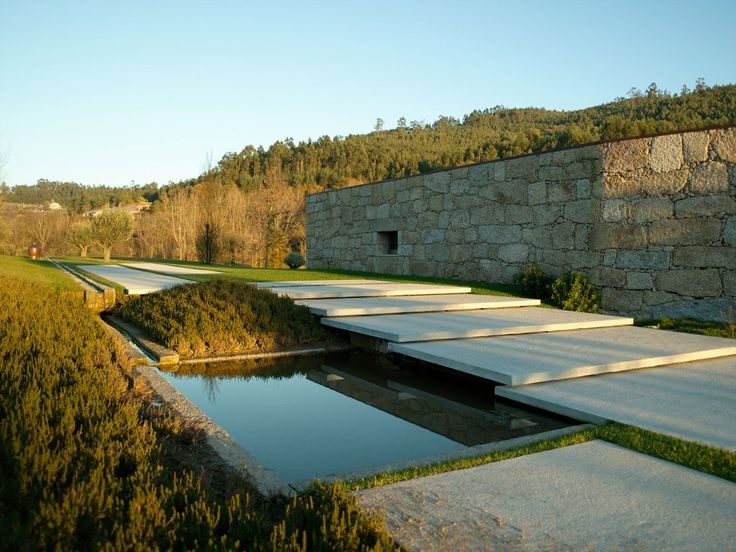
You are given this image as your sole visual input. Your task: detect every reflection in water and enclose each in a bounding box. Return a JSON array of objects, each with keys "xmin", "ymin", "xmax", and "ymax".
[{"xmin": 157, "ymin": 351, "xmax": 572, "ymax": 483}]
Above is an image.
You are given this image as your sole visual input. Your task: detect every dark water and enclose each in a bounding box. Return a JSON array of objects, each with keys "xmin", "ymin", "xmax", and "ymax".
[{"xmin": 156, "ymin": 351, "xmax": 572, "ymax": 483}]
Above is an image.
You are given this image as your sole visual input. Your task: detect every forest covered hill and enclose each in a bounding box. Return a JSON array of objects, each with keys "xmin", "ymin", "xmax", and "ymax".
[{"xmin": 3, "ymin": 81, "xmax": 735, "ymax": 209}]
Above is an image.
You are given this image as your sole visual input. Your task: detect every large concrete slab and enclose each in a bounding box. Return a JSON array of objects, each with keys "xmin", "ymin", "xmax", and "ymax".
[
  {"xmin": 389, "ymin": 326, "xmax": 736, "ymax": 385},
  {"xmin": 357, "ymin": 440, "xmax": 736, "ymax": 552},
  {"xmin": 122, "ymin": 262, "xmax": 221, "ymax": 275},
  {"xmin": 79, "ymin": 264, "xmax": 191, "ymax": 294},
  {"xmin": 497, "ymin": 356, "xmax": 736, "ymax": 451},
  {"xmin": 256, "ymin": 279, "xmax": 388, "ymax": 288},
  {"xmin": 266, "ymin": 282, "xmax": 472, "ymax": 300},
  {"xmin": 323, "ymin": 307, "xmax": 632, "ymax": 342},
  {"xmin": 296, "ymin": 294, "xmax": 540, "ymax": 316}
]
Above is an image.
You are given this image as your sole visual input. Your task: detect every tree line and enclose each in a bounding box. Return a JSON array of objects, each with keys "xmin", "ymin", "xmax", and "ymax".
[{"xmin": 1, "ymin": 81, "xmax": 734, "ymax": 266}]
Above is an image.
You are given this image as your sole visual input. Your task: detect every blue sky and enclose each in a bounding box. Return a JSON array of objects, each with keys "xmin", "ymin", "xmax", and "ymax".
[{"xmin": 1, "ymin": 0, "xmax": 734, "ymax": 188}]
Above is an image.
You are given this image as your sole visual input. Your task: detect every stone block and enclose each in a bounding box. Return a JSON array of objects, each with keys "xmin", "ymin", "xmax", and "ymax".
[
  {"xmin": 564, "ymin": 199, "xmax": 599, "ymax": 223},
  {"xmin": 602, "ymin": 199, "xmax": 628, "ymax": 223},
  {"xmin": 655, "ymin": 269, "xmax": 722, "ymax": 297},
  {"xmin": 601, "ymin": 288, "xmax": 643, "ymax": 314},
  {"xmin": 539, "ymin": 165, "xmax": 566, "ymax": 181},
  {"xmin": 564, "ymin": 159, "xmax": 598, "ymax": 180},
  {"xmin": 629, "ymin": 197, "xmax": 673, "ymax": 223},
  {"xmin": 499, "ymin": 243, "xmax": 530, "ymax": 263},
  {"xmin": 552, "ymin": 223, "xmax": 575, "ymax": 249},
  {"xmin": 565, "ymin": 249, "xmax": 600, "ymax": 269},
  {"xmin": 505, "ymin": 155, "xmax": 539, "ymax": 178},
  {"xmin": 493, "ymin": 160, "xmax": 505, "ymax": 181},
  {"xmin": 615, "ymin": 250, "xmax": 671, "ymax": 270},
  {"xmin": 589, "ymin": 224, "xmax": 648, "ymax": 250},
  {"xmin": 649, "ymin": 219, "xmax": 722, "ymax": 246},
  {"xmin": 627, "ymin": 271, "xmax": 653, "ymax": 290},
  {"xmin": 682, "ymin": 131, "xmax": 710, "ymax": 164},
  {"xmin": 673, "ymin": 246, "xmax": 736, "ymax": 269},
  {"xmin": 528, "ymin": 181, "xmax": 548, "ymax": 205},
  {"xmin": 722, "ymin": 270, "xmax": 736, "ymax": 296},
  {"xmin": 478, "ymin": 224, "xmax": 521, "ymax": 244},
  {"xmin": 548, "ymin": 181, "xmax": 576, "ymax": 203},
  {"xmin": 675, "ymin": 195, "xmax": 736, "ymax": 218},
  {"xmin": 688, "ymin": 162, "xmax": 730, "ymax": 194},
  {"xmin": 533, "ymin": 204, "xmax": 563, "ymax": 226},
  {"xmin": 505, "ymin": 204, "xmax": 534, "ymax": 224},
  {"xmin": 576, "ymin": 178, "xmax": 593, "ymax": 199},
  {"xmin": 603, "ymin": 139, "xmax": 648, "ymax": 173},
  {"xmin": 711, "ymin": 127, "xmax": 736, "ymax": 163},
  {"xmin": 649, "ymin": 134, "xmax": 683, "ymax": 172},
  {"xmin": 522, "ymin": 227, "xmax": 553, "ymax": 248},
  {"xmin": 574, "ymin": 225, "xmax": 590, "ymax": 249},
  {"xmin": 639, "ymin": 169, "xmax": 689, "ymax": 196},
  {"xmin": 482, "ymin": 180, "xmax": 527, "ymax": 205},
  {"xmin": 589, "ymin": 266, "xmax": 626, "ymax": 287},
  {"xmin": 725, "ymin": 216, "xmax": 736, "ymax": 246},
  {"xmin": 424, "ymin": 171, "xmax": 451, "ymax": 193},
  {"xmin": 602, "ymin": 173, "xmax": 645, "ymax": 199}
]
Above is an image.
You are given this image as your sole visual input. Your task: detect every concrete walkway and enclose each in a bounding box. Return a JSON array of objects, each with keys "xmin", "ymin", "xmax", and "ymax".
[
  {"xmin": 270, "ymin": 279, "xmax": 736, "ymax": 551},
  {"xmin": 79, "ymin": 264, "xmax": 193, "ymax": 294}
]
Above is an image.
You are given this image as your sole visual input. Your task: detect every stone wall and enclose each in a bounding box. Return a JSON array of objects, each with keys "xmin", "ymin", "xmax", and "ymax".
[{"xmin": 306, "ymin": 127, "xmax": 736, "ymax": 320}]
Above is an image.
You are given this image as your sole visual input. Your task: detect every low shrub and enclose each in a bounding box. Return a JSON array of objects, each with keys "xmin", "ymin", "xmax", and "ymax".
[
  {"xmin": 0, "ymin": 275, "xmax": 399, "ymax": 550},
  {"xmin": 113, "ymin": 280, "xmax": 327, "ymax": 357},
  {"xmin": 511, "ymin": 264, "xmax": 553, "ymax": 299},
  {"xmin": 550, "ymin": 272, "xmax": 600, "ymax": 313},
  {"xmin": 283, "ymin": 252, "xmax": 306, "ymax": 269}
]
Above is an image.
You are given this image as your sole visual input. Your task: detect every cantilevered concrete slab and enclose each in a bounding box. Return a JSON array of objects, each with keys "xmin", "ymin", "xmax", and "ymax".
[
  {"xmin": 265, "ymin": 282, "xmax": 472, "ymax": 300},
  {"xmin": 296, "ymin": 294, "xmax": 540, "ymax": 317},
  {"xmin": 79, "ymin": 264, "xmax": 191, "ymax": 295},
  {"xmin": 389, "ymin": 326, "xmax": 736, "ymax": 385},
  {"xmin": 496, "ymin": 356, "xmax": 736, "ymax": 451},
  {"xmin": 323, "ymin": 307, "xmax": 632, "ymax": 342},
  {"xmin": 122, "ymin": 262, "xmax": 221, "ymax": 275},
  {"xmin": 357, "ymin": 440, "xmax": 736, "ymax": 552},
  {"xmin": 256, "ymin": 279, "xmax": 388, "ymax": 288}
]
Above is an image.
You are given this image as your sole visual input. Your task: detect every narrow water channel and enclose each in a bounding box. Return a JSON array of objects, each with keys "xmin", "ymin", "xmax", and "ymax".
[{"xmin": 156, "ymin": 351, "xmax": 572, "ymax": 484}]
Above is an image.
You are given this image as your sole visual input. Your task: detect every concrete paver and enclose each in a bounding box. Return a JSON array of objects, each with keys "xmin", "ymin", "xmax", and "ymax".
[
  {"xmin": 265, "ymin": 282, "xmax": 472, "ymax": 300},
  {"xmin": 256, "ymin": 279, "xmax": 389, "ymax": 288},
  {"xmin": 496, "ymin": 356, "xmax": 736, "ymax": 451},
  {"xmin": 389, "ymin": 325, "xmax": 736, "ymax": 384},
  {"xmin": 79, "ymin": 264, "xmax": 191, "ymax": 294},
  {"xmin": 122, "ymin": 262, "xmax": 221, "ymax": 275},
  {"xmin": 296, "ymin": 294, "xmax": 540, "ymax": 316},
  {"xmin": 357, "ymin": 440, "xmax": 736, "ymax": 552},
  {"xmin": 323, "ymin": 307, "xmax": 632, "ymax": 342}
]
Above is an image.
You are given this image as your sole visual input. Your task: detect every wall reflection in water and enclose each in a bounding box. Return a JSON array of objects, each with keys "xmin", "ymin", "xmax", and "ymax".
[{"xmin": 157, "ymin": 351, "xmax": 571, "ymax": 483}]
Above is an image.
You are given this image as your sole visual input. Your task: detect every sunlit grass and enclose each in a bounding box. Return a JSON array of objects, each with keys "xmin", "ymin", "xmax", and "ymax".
[
  {"xmin": 347, "ymin": 423, "xmax": 736, "ymax": 490},
  {"xmin": 0, "ymin": 255, "xmax": 79, "ymax": 289}
]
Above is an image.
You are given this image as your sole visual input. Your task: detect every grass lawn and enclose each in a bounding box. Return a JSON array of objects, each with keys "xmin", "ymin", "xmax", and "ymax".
[{"xmin": 0, "ymin": 255, "xmax": 79, "ymax": 289}]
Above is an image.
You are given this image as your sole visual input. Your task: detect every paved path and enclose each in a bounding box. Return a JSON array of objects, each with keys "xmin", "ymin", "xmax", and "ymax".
[
  {"xmin": 358, "ymin": 440, "xmax": 736, "ymax": 552},
  {"xmin": 79, "ymin": 264, "xmax": 192, "ymax": 294},
  {"xmin": 273, "ymin": 279, "xmax": 736, "ymax": 551}
]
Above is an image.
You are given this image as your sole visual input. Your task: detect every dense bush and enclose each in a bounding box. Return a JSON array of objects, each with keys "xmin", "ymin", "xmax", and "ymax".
[
  {"xmin": 113, "ymin": 280, "xmax": 327, "ymax": 357},
  {"xmin": 512, "ymin": 266, "xmax": 600, "ymax": 313},
  {"xmin": 0, "ymin": 275, "xmax": 399, "ymax": 550},
  {"xmin": 511, "ymin": 264, "xmax": 554, "ymax": 299},
  {"xmin": 550, "ymin": 272, "xmax": 600, "ymax": 313},
  {"xmin": 284, "ymin": 251, "xmax": 306, "ymax": 269}
]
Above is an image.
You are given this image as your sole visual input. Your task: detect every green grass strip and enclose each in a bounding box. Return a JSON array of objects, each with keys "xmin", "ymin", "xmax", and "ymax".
[{"xmin": 348, "ymin": 423, "xmax": 736, "ymax": 490}]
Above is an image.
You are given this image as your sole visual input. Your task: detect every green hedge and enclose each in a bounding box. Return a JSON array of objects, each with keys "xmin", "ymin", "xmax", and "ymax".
[
  {"xmin": 113, "ymin": 280, "xmax": 327, "ymax": 357},
  {"xmin": 0, "ymin": 276, "xmax": 399, "ymax": 550}
]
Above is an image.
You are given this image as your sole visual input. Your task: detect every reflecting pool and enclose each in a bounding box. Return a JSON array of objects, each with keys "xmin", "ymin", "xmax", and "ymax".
[{"xmin": 156, "ymin": 351, "xmax": 571, "ymax": 484}]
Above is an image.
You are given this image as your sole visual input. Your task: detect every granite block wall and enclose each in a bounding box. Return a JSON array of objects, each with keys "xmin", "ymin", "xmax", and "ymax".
[{"xmin": 306, "ymin": 127, "xmax": 736, "ymax": 320}]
